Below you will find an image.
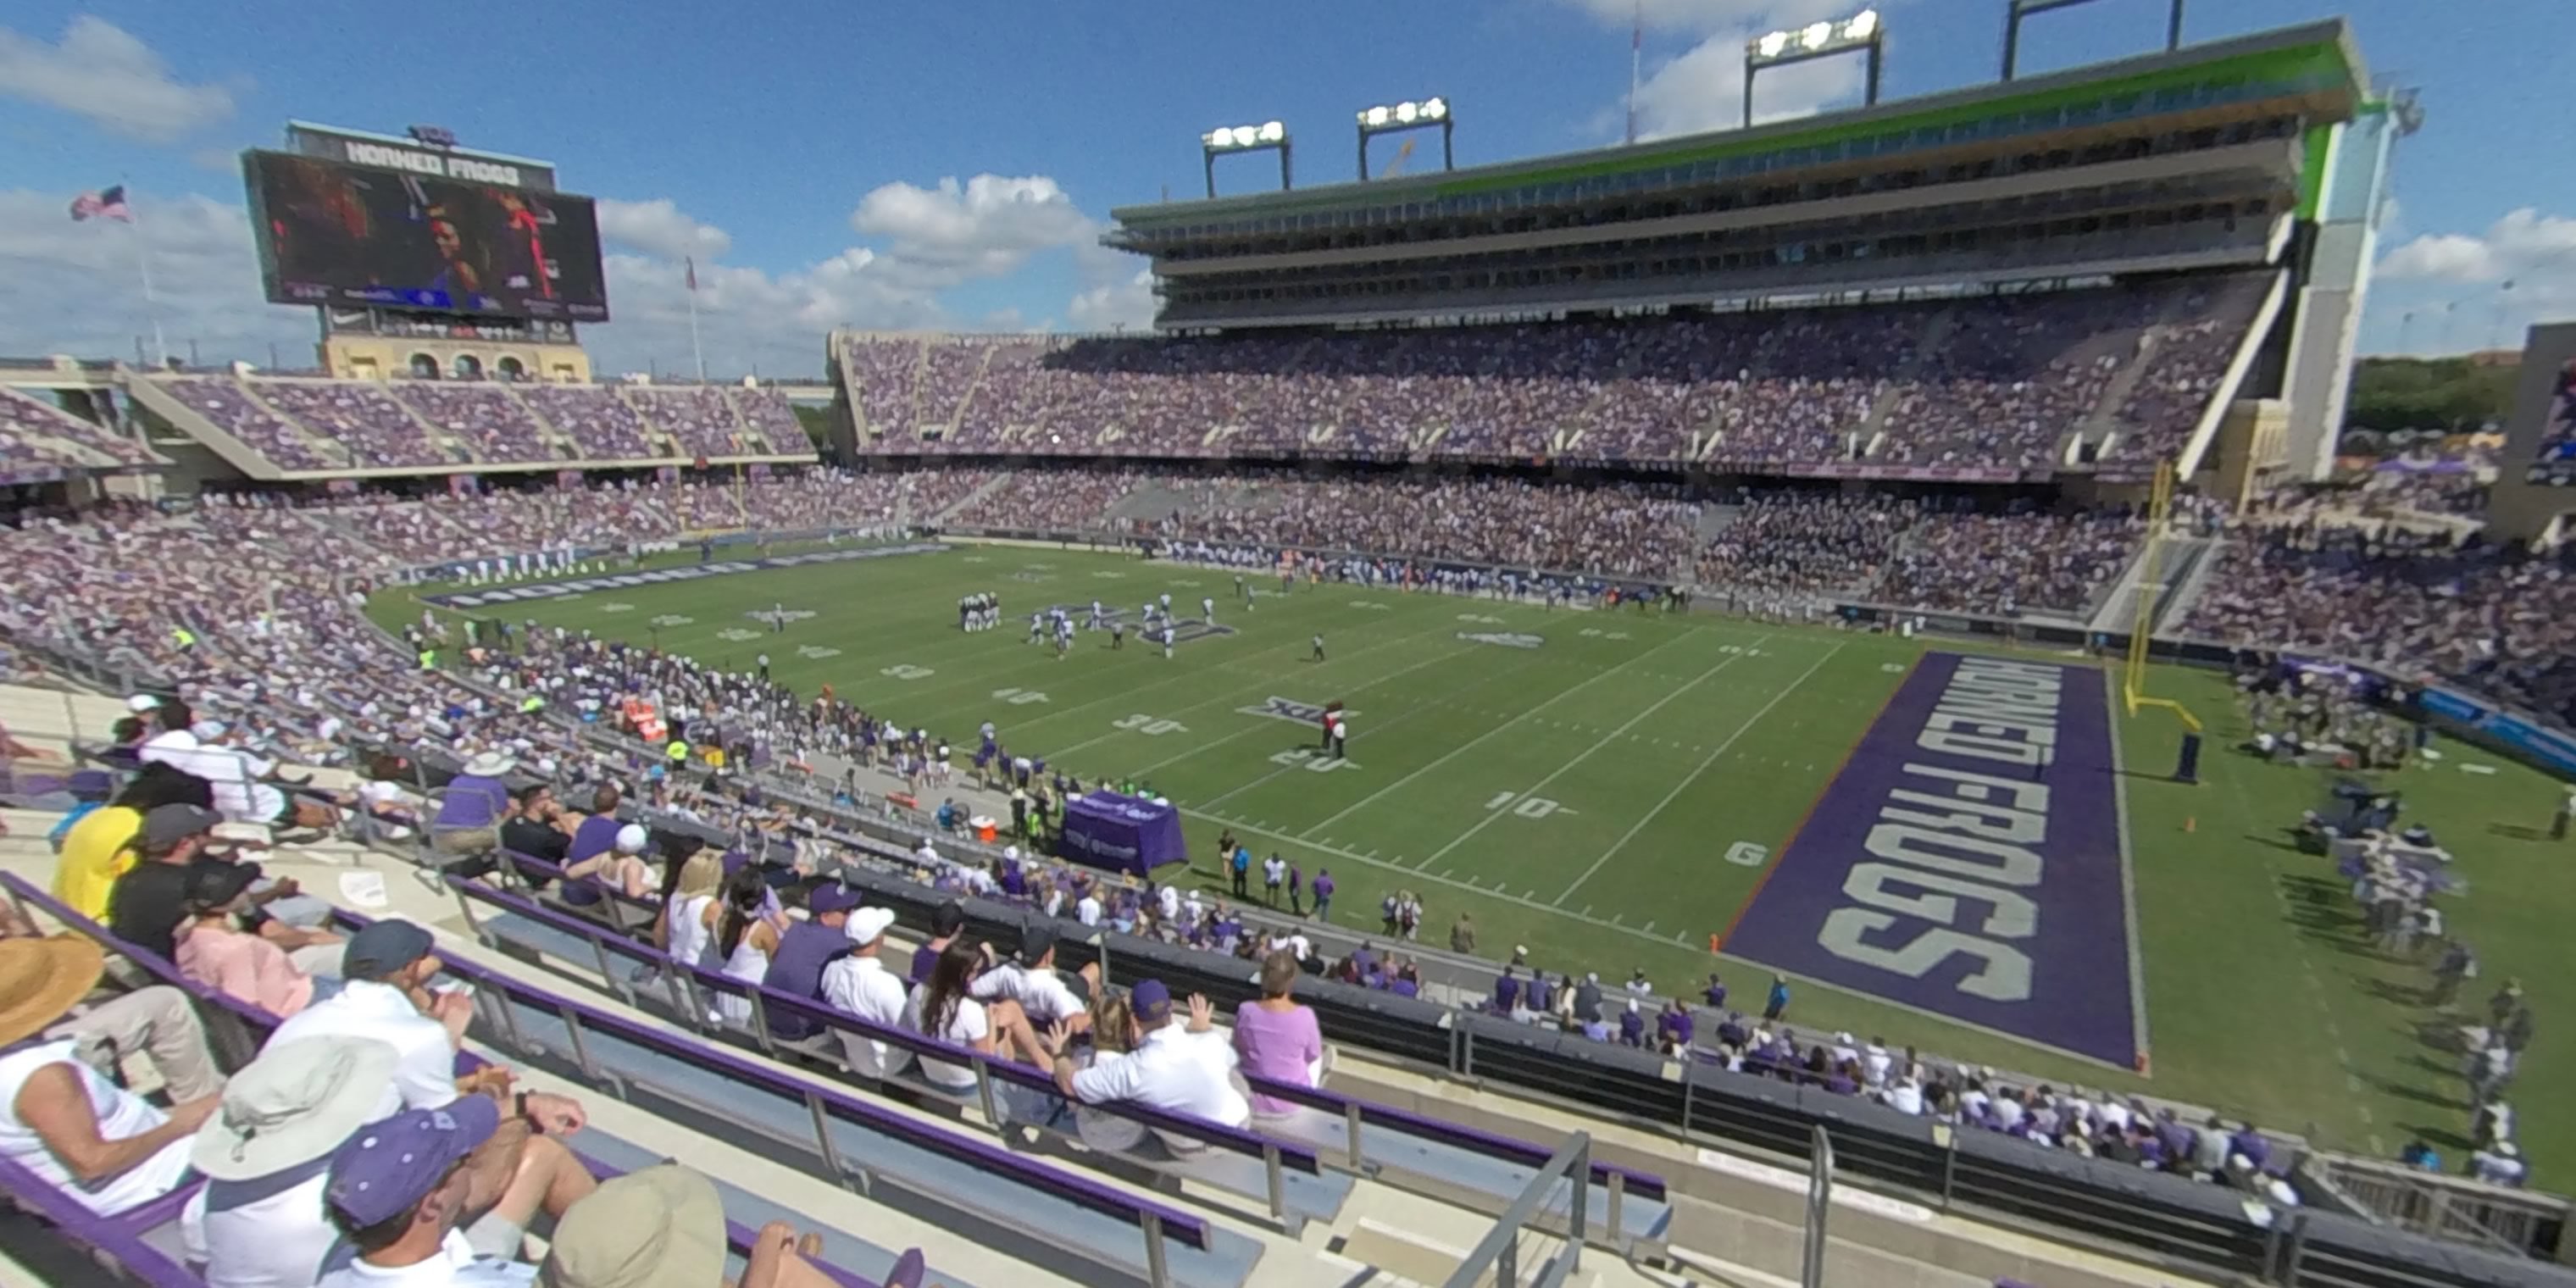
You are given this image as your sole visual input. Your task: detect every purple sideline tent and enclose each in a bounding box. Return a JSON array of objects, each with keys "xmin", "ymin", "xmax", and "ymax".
[{"xmin": 1057, "ymin": 790, "xmax": 1188, "ymax": 877}]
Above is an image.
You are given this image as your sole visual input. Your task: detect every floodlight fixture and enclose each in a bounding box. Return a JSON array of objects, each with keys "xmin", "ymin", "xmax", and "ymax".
[
  {"xmin": 2001, "ymin": 0, "xmax": 2184, "ymax": 80},
  {"xmin": 1355, "ymin": 97, "xmax": 1458, "ymax": 180},
  {"xmin": 1201, "ymin": 119, "xmax": 1293, "ymax": 197},
  {"xmin": 1744, "ymin": 8, "xmax": 1885, "ymax": 127}
]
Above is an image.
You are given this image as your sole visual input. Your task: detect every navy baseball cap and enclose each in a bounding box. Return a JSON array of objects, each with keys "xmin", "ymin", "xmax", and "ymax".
[
  {"xmin": 1130, "ymin": 979, "xmax": 1172, "ymax": 1024},
  {"xmin": 807, "ymin": 883, "xmax": 860, "ymax": 916},
  {"xmin": 325, "ymin": 1097, "xmax": 499, "ymax": 1227},
  {"xmin": 342, "ymin": 919, "xmax": 438, "ymax": 981}
]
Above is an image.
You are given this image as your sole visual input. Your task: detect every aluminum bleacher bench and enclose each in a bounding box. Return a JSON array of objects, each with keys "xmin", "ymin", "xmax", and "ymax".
[
  {"xmin": 439, "ymin": 870, "xmax": 1687, "ymax": 1257},
  {"xmin": 0, "ymin": 872, "xmax": 907, "ymax": 1288},
  {"xmin": 443, "ymin": 874, "xmax": 1346, "ymax": 1245},
  {"xmin": 339, "ymin": 893, "xmax": 1250, "ymax": 1288}
]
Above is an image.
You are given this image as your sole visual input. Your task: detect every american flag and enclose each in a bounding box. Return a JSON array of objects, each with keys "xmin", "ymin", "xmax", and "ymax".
[{"xmin": 69, "ymin": 185, "xmax": 132, "ymax": 222}]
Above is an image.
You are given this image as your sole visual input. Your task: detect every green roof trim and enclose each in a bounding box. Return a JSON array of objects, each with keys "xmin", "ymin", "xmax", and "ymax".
[
  {"xmin": 1117, "ymin": 29, "xmax": 2358, "ymax": 230},
  {"xmin": 2295, "ymin": 123, "xmax": 2334, "ymax": 220}
]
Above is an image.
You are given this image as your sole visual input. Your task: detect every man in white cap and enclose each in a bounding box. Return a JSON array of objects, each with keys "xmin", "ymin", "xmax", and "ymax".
[
  {"xmin": 559, "ymin": 823, "xmax": 654, "ymax": 910},
  {"xmin": 820, "ymin": 906, "xmax": 912, "ymax": 1080}
]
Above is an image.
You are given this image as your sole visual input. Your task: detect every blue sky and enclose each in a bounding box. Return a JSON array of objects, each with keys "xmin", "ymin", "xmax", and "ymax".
[{"xmin": 0, "ymin": 0, "xmax": 2567, "ymax": 377}]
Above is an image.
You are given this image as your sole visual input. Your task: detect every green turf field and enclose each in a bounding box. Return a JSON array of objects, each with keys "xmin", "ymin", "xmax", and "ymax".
[{"xmin": 378, "ymin": 539, "xmax": 2570, "ymax": 1183}]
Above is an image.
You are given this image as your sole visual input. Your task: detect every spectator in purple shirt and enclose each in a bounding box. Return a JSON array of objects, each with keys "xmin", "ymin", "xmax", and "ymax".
[
  {"xmin": 911, "ymin": 902, "xmax": 965, "ymax": 985},
  {"xmin": 1618, "ymin": 999, "xmax": 1646, "ymax": 1046},
  {"xmin": 1310, "ymin": 869, "xmax": 1334, "ymax": 923},
  {"xmin": 1703, "ymin": 972, "xmax": 1727, "ymax": 1010},
  {"xmin": 2229, "ymin": 1124, "xmax": 2272, "ymax": 1172},
  {"xmin": 430, "ymin": 750, "xmax": 515, "ymax": 856},
  {"xmin": 1657, "ymin": 997, "xmax": 1693, "ymax": 1050},
  {"xmin": 1493, "ymin": 967, "xmax": 1520, "ymax": 1016},
  {"xmin": 1233, "ymin": 952, "xmax": 1324, "ymax": 1116}
]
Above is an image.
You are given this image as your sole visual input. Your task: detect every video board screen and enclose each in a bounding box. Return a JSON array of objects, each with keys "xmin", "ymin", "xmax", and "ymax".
[{"xmin": 245, "ymin": 150, "xmax": 609, "ymax": 321}]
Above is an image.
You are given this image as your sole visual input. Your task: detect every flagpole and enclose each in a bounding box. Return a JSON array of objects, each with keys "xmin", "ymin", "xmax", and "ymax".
[
  {"xmin": 685, "ymin": 261, "xmax": 707, "ymax": 383},
  {"xmin": 125, "ymin": 185, "xmax": 169, "ymax": 366}
]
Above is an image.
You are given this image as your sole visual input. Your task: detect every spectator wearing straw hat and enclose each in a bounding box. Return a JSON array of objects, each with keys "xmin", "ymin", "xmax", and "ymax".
[
  {"xmin": 431, "ymin": 751, "xmax": 519, "ymax": 858},
  {"xmin": 0, "ymin": 934, "xmax": 218, "ymax": 1216},
  {"xmin": 196, "ymin": 1035, "xmax": 597, "ymax": 1288},
  {"xmin": 537, "ymin": 1162, "xmax": 883, "ymax": 1288}
]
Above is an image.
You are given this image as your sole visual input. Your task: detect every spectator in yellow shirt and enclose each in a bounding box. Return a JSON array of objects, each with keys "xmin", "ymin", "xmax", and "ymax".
[{"xmin": 51, "ymin": 764, "xmax": 213, "ymax": 919}]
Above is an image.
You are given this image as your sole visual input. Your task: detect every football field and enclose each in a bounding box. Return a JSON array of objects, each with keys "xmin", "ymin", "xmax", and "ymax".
[{"xmin": 384, "ymin": 539, "xmax": 2573, "ymax": 1181}]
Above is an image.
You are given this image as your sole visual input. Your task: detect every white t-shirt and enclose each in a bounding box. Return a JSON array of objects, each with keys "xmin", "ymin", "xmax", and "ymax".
[
  {"xmin": 0, "ymin": 1039, "xmax": 197, "ymax": 1217},
  {"xmin": 1075, "ymin": 896, "xmax": 1102, "ymax": 927},
  {"xmin": 1155, "ymin": 886, "xmax": 1180, "ymax": 922},
  {"xmin": 1069, "ymin": 1022, "xmax": 1250, "ymax": 1152},
  {"xmin": 969, "ymin": 961, "xmax": 1085, "ymax": 1025},
  {"xmin": 313, "ymin": 1230, "xmax": 535, "ymax": 1287},
  {"xmin": 199, "ymin": 1160, "xmax": 336, "ymax": 1288},
  {"xmin": 264, "ymin": 980, "xmax": 458, "ymax": 1120},
  {"xmin": 820, "ymin": 953, "xmax": 913, "ymax": 1079},
  {"xmin": 908, "ymin": 984, "xmax": 991, "ymax": 1089}
]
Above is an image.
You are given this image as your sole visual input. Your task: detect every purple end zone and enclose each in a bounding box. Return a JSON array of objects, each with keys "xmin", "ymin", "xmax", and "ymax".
[{"xmin": 1724, "ymin": 652, "xmax": 2138, "ymax": 1067}]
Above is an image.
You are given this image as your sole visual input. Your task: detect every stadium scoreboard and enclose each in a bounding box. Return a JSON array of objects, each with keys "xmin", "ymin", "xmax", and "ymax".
[{"xmin": 243, "ymin": 121, "xmax": 610, "ymax": 323}]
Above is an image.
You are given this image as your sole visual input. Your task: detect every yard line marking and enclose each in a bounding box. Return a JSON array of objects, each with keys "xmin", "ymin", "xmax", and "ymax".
[
  {"xmin": 1035, "ymin": 610, "xmax": 1471, "ymax": 758},
  {"xmin": 1188, "ymin": 642, "xmax": 1557, "ymax": 809},
  {"xmin": 1299, "ymin": 630, "xmax": 1702, "ymax": 838},
  {"xmin": 1552, "ymin": 641, "xmax": 1843, "ymax": 903},
  {"xmin": 1408, "ymin": 636, "xmax": 1774, "ymax": 871}
]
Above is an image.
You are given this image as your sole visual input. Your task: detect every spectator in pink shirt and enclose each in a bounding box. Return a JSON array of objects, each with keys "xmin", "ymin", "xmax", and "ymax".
[
  {"xmin": 1232, "ymin": 952, "xmax": 1324, "ymax": 1116},
  {"xmin": 174, "ymin": 863, "xmax": 341, "ymax": 1018}
]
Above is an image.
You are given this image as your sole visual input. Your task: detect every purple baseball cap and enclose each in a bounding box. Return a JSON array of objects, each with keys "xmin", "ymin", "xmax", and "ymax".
[
  {"xmin": 807, "ymin": 883, "xmax": 860, "ymax": 916},
  {"xmin": 325, "ymin": 1097, "xmax": 500, "ymax": 1228},
  {"xmin": 1130, "ymin": 978, "xmax": 1172, "ymax": 1024}
]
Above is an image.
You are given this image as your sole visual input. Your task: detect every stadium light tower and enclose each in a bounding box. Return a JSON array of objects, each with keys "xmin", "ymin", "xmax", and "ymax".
[
  {"xmin": 1744, "ymin": 9, "xmax": 1885, "ymax": 130},
  {"xmin": 1202, "ymin": 121, "xmax": 1291, "ymax": 199},
  {"xmin": 2001, "ymin": 0, "xmax": 2184, "ymax": 80},
  {"xmin": 1355, "ymin": 97, "xmax": 1454, "ymax": 181}
]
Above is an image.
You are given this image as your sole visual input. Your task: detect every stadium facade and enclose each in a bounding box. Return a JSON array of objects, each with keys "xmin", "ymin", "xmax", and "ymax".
[{"xmin": 827, "ymin": 19, "xmax": 2405, "ymax": 509}]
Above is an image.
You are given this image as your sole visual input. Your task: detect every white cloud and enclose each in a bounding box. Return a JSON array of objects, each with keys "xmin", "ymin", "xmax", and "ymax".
[
  {"xmin": 597, "ymin": 197, "xmax": 732, "ymax": 262},
  {"xmin": 2367, "ymin": 208, "xmax": 2576, "ymax": 355},
  {"xmin": 0, "ymin": 166, "xmax": 1160, "ymax": 380},
  {"xmin": 851, "ymin": 174, "xmax": 1102, "ymax": 289},
  {"xmin": 2377, "ymin": 208, "xmax": 2576, "ymax": 286},
  {"xmin": 0, "ymin": 17, "xmax": 235, "ymax": 142},
  {"xmin": 1557, "ymin": 0, "xmax": 1866, "ymax": 141},
  {"xmin": 1067, "ymin": 269, "xmax": 1157, "ymax": 333},
  {"xmin": 0, "ymin": 188, "xmax": 306, "ymax": 365}
]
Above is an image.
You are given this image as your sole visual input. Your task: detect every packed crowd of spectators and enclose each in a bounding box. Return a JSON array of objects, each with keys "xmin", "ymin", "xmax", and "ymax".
[
  {"xmin": 1695, "ymin": 491, "xmax": 1915, "ymax": 599},
  {"xmin": 518, "ymin": 382, "xmax": 658, "ymax": 459},
  {"xmin": 1877, "ymin": 508, "xmax": 2142, "ymax": 615},
  {"xmin": 839, "ymin": 276, "xmax": 2263, "ymax": 472},
  {"xmin": 0, "ymin": 387, "xmax": 157, "ymax": 470},
  {"xmin": 947, "ymin": 467, "xmax": 1150, "ymax": 530},
  {"xmin": 1155, "ymin": 475, "xmax": 1702, "ymax": 579},
  {"xmin": 617, "ymin": 387, "xmax": 744, "ymax": 459},
  {"xmin": 154, "ymin": 376, "xmax": 819, "ymax": 470},
  {"xmin": 2187, "ymin": 523, "xmax": 2576, "ymax": 727},
  {"xmin": 249, "ymin": 380, "xmax": 454, "ymax": 469},
  {"xmin": 40, "ymin": 470, "xmax": 2576, "ymax": 1240},
  {"xmin": 391, "ymin": 381, "xmax": 554, "ymax": 462},
  {"xmin": 2106, "ymin": 276, "xmax": 2273, "ymax": 463},
  {"xmin": 153, "ymin": 377, "xmax": 344, "ymax": 470}
]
